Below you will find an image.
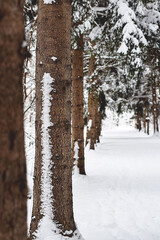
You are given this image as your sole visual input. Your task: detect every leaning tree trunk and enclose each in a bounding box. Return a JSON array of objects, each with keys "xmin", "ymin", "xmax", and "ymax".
[
  {"xmin": 72, "ymin": 34, "xmax": 86, "ymax": 175},
  {"xmin": 29, "ymin": 1, "xmax": 82, "ymax": 239},
  {"xmin": 0, "ymin": 1, "xmax": 27, "ymax": 240}
]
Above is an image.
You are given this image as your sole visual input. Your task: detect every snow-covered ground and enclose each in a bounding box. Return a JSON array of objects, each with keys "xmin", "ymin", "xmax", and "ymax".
[
  {"xmin": 27, "ymin": 110, "xmax": 160, "ymax": 239},
  {"xmin": 73, "ymin": 112, "xmax": 160, "ymax": 240}
]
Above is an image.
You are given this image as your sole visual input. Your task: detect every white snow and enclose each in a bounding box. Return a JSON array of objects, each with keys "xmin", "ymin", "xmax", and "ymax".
[
  {"xmin": 92, "ymin": 7, "xmax": 107, "ymax": 12},
  {"xmin": 43, "ymin": 0, "xmax": 56, "ymax": 4},
  {"xmin": 87, "ymin": 119, "xmax": 92, "ymax": 131},
  {"xmin": 73, "ymin": 111, "xmax": 160, "ymax": 240},
  {"xmin": 27, "ymin": 107, "xmax": 160, "ymax": 239},
  {"xmin": 34, "ymin": 73, "xmax": 55, "ymax": 239},
  {"xmin": 73, "ymin": 141, "xmax": 79, "ymax": 175},
  {"xmin": 22, "ymin": 40, "xmax": 27, "ymax": 48},
  {"xmin": 51, "ymin": 56, "xmax": 57, "ymax": 62}
]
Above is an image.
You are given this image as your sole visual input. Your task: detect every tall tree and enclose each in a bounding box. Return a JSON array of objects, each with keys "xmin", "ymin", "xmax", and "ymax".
[
  {"xmin": 71, "ymin": 0, "xmax": 92, "ymax": 174},
  {"xmin": 29, "ymin": 1, "xmax": 83, "ymax": 239},
  {"xmin": 72, "ymin": 34, "xmax": 86, "ymax": 175},
  {"xmin": 86, "ymin": 44, "xmax": 99, "ymax": 150},
  {"xmin": 0, "ymin": 1, "xmax": 27, "ymax": 239}
]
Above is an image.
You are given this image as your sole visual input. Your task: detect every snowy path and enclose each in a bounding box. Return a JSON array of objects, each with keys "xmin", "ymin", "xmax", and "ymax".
[{"xmin": 73, "ymin": 118, "xmax": 160, "ymax": 240}]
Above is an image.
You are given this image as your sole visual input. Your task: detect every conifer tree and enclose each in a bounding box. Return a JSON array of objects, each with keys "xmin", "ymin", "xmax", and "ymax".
[
  {"xmin": 0, "ymin": 1, "xmax": 27, "ymax": 239},
  {"xmin": 29, "ymin": 1, "xmax": 83, "ymax": 239}
]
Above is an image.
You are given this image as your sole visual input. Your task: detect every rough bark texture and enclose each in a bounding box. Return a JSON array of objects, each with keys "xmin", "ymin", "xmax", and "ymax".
[
  {"xmin": 0, "ymin": 1, "xmax": 27, "ymax": 240},
  {"xmin": 72, "ymin": 34, "xmax": 86, "ymax": 175},
  {"xmin": 96, "ymin": 112, "xmax": 102, "ymax": 143},
  {"xmin": 152, "ymin": 80, "xmax": 159, "ymax": 133},
  {"xmin": 29, "ymin": 0, "xmax": 77, "ymax": 238},
  {"xmin": 136, "ymin": 114, "xmax": 141, "ymax": 132},
  {"xmin": 147, "ymin": 110, "xmax": 150, "ymax": 135},
  {"xmin": 143, "ymin": 108, "xmax": 146, "ymax": 134},
  {"xmin": 86, "ymin": 53, "xmax": 98, "ymax": 150}
]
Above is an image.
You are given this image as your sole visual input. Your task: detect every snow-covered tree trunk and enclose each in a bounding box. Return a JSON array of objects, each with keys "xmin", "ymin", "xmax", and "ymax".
[
  {"xmin": 0, "ymin": 0, "xmax": 27, "ymax": 239},
  {"xmin": 29, "ymin": 0, "xmax": 82, "ymax": 239},
  {"xmin": 72, "ymin": 34, "xmax": 86, "ymax": 175}
]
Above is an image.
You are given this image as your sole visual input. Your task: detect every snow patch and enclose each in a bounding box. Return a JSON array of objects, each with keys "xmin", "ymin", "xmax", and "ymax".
[
  {"xmin": 43, "ymin": 0, "xmax": 56, "ymax": 4},
  {"xmin": 34, "ymin": 72, "xmax": 56, "ymax": 239},
  {"xmin": 73, "ymin": 141, "xmax": 79, "ymax": 175},
  {"xmin": 51, "ymin": 56, "xmax": 57, "ymax": 61},
  {"xmin": 87, "ymin": 119, "xmax": 92, "ymax": 131}
]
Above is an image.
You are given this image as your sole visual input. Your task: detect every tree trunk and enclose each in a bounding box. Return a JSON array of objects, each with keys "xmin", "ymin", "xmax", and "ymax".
[
  {"xmin": 152, "ymin": 80, "xmax": 159, "ymax": 133},
  {"xmin": 72, "ymin": 34, "xmax": 86, "ymax": 175},
  {"xmin": 143, "ymin": 108, "xmax": 146, "ymax": 133},
  {"xmin": 86, "ymin": 91, "xmax": 98, "ymax": 150},
  {"xmin": 136, "ymin": 114, "xmax": 141, "ymax": 131},
  {"xmin": 146, "ymin": 110, "xmax": 150, "ymax": 135},
  {"xmin": 86, "ymin": 49, "xmax": 98, "ymax": 150},
  {"xmin": 96, "ymin": 111, "xmax": 102, "ymax": 143},
  {"xmin": 29, "ymin": 1, "xmax": 81, "ymax": 239},
  {"xmin": 0, "ymin": 1, "xmax": 27, "ymax": 240}
]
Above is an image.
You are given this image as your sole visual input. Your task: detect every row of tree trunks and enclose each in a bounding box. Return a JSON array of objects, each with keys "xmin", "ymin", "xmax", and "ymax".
[
  {"xmin": 29, "ymin": 1, "xmax": 77, "ymax": 238},
  {"xmin": 0, "ymin": 1, "xmax": 27, "ymax": 240},
  {"xmin": 72, "ymin": 34, "xmax": 86, "ymax": 175}
]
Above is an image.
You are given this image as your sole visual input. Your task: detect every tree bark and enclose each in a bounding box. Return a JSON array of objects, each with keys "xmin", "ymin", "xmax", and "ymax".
[
  {"xmin": 0, "ymin": 1, "xmax": 27, "ymax": 240},
  {"xmin": 146, "ymin": 110, "xmax": 150, "ymax": 135},
  {"xmin": 96, "ymin": 111, "xmax": 102, "ymax": 143},
  {"xmin": 29, "ymin": 1, "xmax": 80, "ymax": 238},
  {"xmin": 72, "ymin": 34, "xmax": 86, "ymax": 175},
  {"xmin": 143, "ymin": 108, "xmax": 146, "ymax": 134},
  {"xmin": 136, "ymin": 114, "xmax": 141, "ymax": 131},
  {"xmin": 86, "ymin": 91, "xmax": 98, "ymax": 149},
  {"xmin": 86, "ymin": 51, "xmax": 98, "ymax": 150},
  {"xmin": 152, "ymin": 80, "xmax": 159, "ymax": 133}
]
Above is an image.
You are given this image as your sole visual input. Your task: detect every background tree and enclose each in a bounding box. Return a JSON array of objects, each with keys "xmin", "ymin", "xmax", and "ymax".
[
  {"xmin": 71, "ymin": 0, "xmax": 90, "ymax": 174},
  {"xmin": 0, "ymin": 0, "xmax": 27, "ymax": 239}
]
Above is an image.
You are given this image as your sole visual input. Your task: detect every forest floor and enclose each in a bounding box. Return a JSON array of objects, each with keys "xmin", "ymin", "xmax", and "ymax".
[
  {"xmin": 73, "ymin": 112, "xmax": 160, "ymax": 240},
  {"xmin": 27, "ymin": 111, "xmax": 160, "ymax": 239}
]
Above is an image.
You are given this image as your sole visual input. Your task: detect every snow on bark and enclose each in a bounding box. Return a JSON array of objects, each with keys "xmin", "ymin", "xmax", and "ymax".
[
  {"xmin": 51, "ymin": 56, "xmax": 57, "ymax": 61},
  {"xmin": 87, "ymin": 119, "xmax": 92, "ymax": 131},
  {"xmin": 43, "ymin": 0, "xmax": 56, "ymax": 4},
  {"xmin": 33, "ymin": 73, "xmax": 84, "ymax": 239},
  {"xmin": 34, "ymin": 72, "xmax": 57, "ymax": 239},
  {"xmin": 73, "ymin": 141, "xmax": 79, "ymax": 175}
]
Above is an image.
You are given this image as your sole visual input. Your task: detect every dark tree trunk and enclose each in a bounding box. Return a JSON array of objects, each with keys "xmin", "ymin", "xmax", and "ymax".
[
  {"xmin": 143, "ymin": 108, "xmax": 146, "ymax": 133},
  {"xmin": 0, "ymin": 1, "xmax": 27, "ymax": 240},
  {"xmin": 152, "ymin": 80, "xmax": 159, "ymax": 133},
  {"xmin": 72, "ymin": 34, "xmax": 86, "ymax": 175},
  {"xmin": 147, "ymin": 110, "xmax": 150, "ymax": 135}
]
